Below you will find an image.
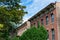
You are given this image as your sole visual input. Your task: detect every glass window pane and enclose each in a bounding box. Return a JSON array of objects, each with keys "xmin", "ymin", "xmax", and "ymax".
[
  {"xmin": 52, "ymin": 29, "xmax": 55, "ymax": 40},
  {"xmin": 47, "ymin": 30, "xmax": 49, "ymax": 40},
  {"xmin": 51, "ymin": 13, "xmax": 54, "ymax": 22},
  {"xmin": 46, "ymin": 16, "xmax": 48, "ymax": 25},
  {"xmin": 41, "ymin": 19, "xmax": 44, "ymax": 25}
]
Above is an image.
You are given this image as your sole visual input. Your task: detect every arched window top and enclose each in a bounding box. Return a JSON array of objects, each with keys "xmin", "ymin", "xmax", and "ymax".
[
  {"xmin": 51, "ymin": 29, "xmax": 55, "ymax": 40},
  {"xmin": 51, "ymin": 13, "xmax": 54, "ymax": 16},
  {"xmin": 46, "ymin": 16, "xmax": 48, "ymax": 18}
]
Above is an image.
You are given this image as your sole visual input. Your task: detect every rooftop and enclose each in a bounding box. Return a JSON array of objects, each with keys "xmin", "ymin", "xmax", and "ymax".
[{"xmin": 28, "ymin": 3, "xmax": 55, "ymax": 21}]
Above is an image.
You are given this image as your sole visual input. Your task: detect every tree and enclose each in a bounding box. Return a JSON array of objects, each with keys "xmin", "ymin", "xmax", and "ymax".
[
  {"xmin": 19, "ymin": 25, "xmax": 48, "ymax": 40},
  {"xmin": 0, "ymin": 0, "xmax": 27, "ymax": 40}
]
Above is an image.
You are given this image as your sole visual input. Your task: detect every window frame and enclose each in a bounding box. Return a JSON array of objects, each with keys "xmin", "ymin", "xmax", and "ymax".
[
  {"xmin": 47, "ymin": 30, "xmax": 49, "ymax": 40},
  {"xmin": 51, "ymin": 13, "xmax": 54, "ymax": 23},
  {"xmin": 41, "ymin": 19, "xmax": 44, "ymax": 25},
  {"xmin": 51, "ymin": 29, "xmax": 55, "ymax": 40},
  {"xmin": 46, "ymin": 16, "xmax": 49, "ymax": 25}
]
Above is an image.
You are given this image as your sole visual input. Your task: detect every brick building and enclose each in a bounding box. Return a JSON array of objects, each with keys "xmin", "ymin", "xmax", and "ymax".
[
  {"xmin": 17, "ymin": 21, "xmax": 30, "ymax": 36},
  {"xmin": 17, "ymin": 2, "xmax": 60, "ymax": 40}
]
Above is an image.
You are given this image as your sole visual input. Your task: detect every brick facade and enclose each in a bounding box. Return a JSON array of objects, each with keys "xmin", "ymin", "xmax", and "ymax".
[
  {"xmin": 56, "ymin": 2, "xmax": 60, "ymax": 40},
  {"xmin": 17, "ymin": 21, "xmax": 30, "ymax": 36},
  {"xmin": 17, "ymin": 2, "xmax": 60, "ymax": 40}
]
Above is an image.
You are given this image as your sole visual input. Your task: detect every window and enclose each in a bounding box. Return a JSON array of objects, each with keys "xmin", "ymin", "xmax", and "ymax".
[
  {"xmin": 51, "ymin": 13, "xmax": 54, "ymax": 22},
  {"xmin": 37, "ymin": 21, "xmax": 40, "ymax": 28},
  {"xmin": 41, "ymin": 19, "xmax": 44, "ymax": 25},
  {"xmin": 46, "ymin": 16, "xmax": 49, "ymax": 25},
  {"xmin": 34, "ymin": 23, "xmax": 35, "ymax": 26},
  {"xmin": 33, "ymin": 23, "xmax": 36, "ymax": 26},
  {"xmin": 47, "ymin": 30, "xmax": 49, "ymax": 40},
  {"xmin": 51, "ymin": 29, "xmax": 55, "ymax": 40}
]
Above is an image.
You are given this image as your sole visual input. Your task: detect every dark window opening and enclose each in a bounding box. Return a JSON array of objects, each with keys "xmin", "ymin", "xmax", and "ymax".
[
  {"xmin": 51, "ymin": 29, "xmax": 55, "ymax": 40},
  {"xmin": 47, "ymin": 30, "xmax": 49, "ymax": 40},
  {"xmin": 41, "ymin": 19, "xmax": 44, "ymax": 25},
  {"xmin": 34, "ymin": 23, "xmax": 36, "ymax": 26},
  {"xmin": 46, "ymin": 16, "xmax": 49, "ymax": 25},
  {"xmin": 51, "ymin": 13, "xmax": 54, "ymax": 22}
]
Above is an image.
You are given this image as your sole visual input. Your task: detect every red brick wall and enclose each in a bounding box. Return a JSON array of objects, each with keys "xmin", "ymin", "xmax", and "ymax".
[
  {"xmin": 56, "ymin": 2, "xmax": 60, "ymax": 40},
  {"xmin": 30, "ymin": 9, "xmax": 58, "ymax": 40},
  {"xmin": 17, "ymin": 21, "xmax": 30, "ymax": 36},
  {"xmin": 17, "ymin": 3, "xmax": 60, "ymax": 40}
]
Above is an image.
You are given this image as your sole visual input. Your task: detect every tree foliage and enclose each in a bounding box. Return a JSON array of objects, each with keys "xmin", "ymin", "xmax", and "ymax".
[
  {"xmin": 0, "ymin": 0, "xmax": 27, "ymax": 28},
  {"xmin": 0, "ymin": 0, "xmax": 27, "ymax": 40},
  {"xmin": 0, "ymin": 0, "xmax": 20, "ymax": 2},
  {"xmin": 19, "ymin": 25, "xmax": 48, "ymax": 40}
]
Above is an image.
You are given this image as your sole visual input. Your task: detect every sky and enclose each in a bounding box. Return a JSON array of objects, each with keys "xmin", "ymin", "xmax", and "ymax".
[{"xmin": 21, "ymin": 0, "xmax": 60, "ymax": 22}]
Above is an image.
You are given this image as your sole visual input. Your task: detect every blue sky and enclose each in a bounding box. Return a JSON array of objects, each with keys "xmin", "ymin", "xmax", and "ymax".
[
  {"xmin": 57, "ymin": 0, "xmax": 60, "ymax": 2},
  {"xmin": 21, "ymin": 0, "xmax": 60, "ymax": 22}
]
